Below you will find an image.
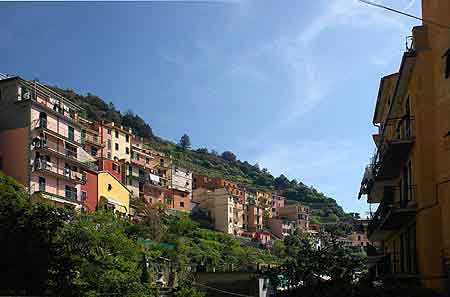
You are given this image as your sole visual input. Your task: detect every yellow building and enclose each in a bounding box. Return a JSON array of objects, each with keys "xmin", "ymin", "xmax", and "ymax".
[
  {"xmin": 255, "ymin": 190, "xmax": 271, "ymax": 207},
  {"xmin": 98, "ymin": 171, "xmax": 131, "ymax": 215},
  {"xmin": 359, "ymin": 0, "xmax": 450, "ymax": 291}
]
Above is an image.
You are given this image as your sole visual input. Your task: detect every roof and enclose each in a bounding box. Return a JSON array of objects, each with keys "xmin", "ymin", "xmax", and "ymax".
[
  {"xmin": 373, "ymin": 51, "xmax": 416, "ymax": 125},
  {"xmin": 98, "ymin": 171, "xmax": 132, "ymax": 194},
  {"xmin": 372, "ymin": 73, "xmax": 399, "ymax": 124}
]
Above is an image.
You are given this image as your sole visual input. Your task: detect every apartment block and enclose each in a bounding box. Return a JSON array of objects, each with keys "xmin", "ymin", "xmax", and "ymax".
[
  {"xmin": 271, "ymin": 193, "xmax": 285, "ymax": 218},
  {"xmin": 81, "ymin": 168, "xmax": 98, "ymax": 212},
  {"xmin": 246, "ymin": 203, "xmax": 264, "ymax": 232},
  {"xmin": 0, "ymin": 77, "xmax": 96, "ymax": 209},
  {"xmin": 98, "ymin": 121, "xmax": 133, "ymax": 162},
  {"xmin": 192, "ymin": 188, "xmax": 243, "ymax": 235},
  {"xmin": 267, "ymin": 218, "xmax": 296, "ymax": 239},
  {"xmin": 171, "ymin": 165, "xmax": 192, "ymax": 197},
  {"xmin": 278, "ymin": 204, "xmax": 309, "ymax": 233},
  {"xmin": 79, "ymin": 117, "xmax": 103, "ymax": 160},
  {"xmin": 192, "ymin": 174, "xmax": 245, "ymax": 202},
  {"xmin": 358, "ymin": 1, "xmax": 450, "ymax": 290}
]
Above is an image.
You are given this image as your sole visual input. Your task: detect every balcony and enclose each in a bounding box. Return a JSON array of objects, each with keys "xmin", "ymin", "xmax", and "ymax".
[
  {"xmin": 33, "ymin": 138, "xmax": 97, "ymax": 170},
  {"xmin": 33, "ymin": 119, "xmax": 82, "ymax": 146},
  {"xmin": 368, "ymin": 185, "xmax": 417, "ymax": 241},
  {"xmin": 82, "ymin": 134, "xmax": 103, "ymax": 147},
  {"xmin": 33, "ymin": 158, "xmax": 86, "ymax": 184},
  {"xmin": 32, "ymin": 190, "xmax": 81, "ymax": 208},
  {"xmin": 372, "ymin": 116, "xmax": 415, "ymax": 180}
]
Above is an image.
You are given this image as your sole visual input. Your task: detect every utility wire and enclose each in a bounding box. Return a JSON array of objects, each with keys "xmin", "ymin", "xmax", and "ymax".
[{"xmin": 358, "ymin": 0, "xmax": 450, "ymax": 30}]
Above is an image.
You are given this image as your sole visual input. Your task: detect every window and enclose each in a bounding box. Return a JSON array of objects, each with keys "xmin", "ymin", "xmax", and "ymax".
[
  {"xmin": 39, "ymin": 112, "xmax": 47, "ymax": 128},
  {"xmin": 81, "ymin": 129, "xmax": 86, "ymax": 144},
  {"xmin": 112, "ymin": 163, "xmax": 118, "ymax": 172},
  {"xmin": 180, "ymin": 202, "xmax": 185, "ymax": 208},
  {"xmin": 107, "ymin": 140, "xmax": 112, "ymax": 150},
  {"xmin": 107, "ymin": 184, "xmax": 112, "ymax": 191},
  {"xmin": 126, "ymin": 135, "xmax": 129, "ymax": 142},
  {"xmin": 65, "ymin": 185, "xmax": 77, "ymax": 200},
  {"xmin": 91, "ymin": 147, "xmax": 98, "ymax": 157},
  {"xmin": 68, "ymin": 126, "xmax": 75, "ymax": 141},
  {"xmin": 115, "ymin": 130, "xmax": 119, "ymax": 138},
  {"xmin": 126, "ymin": 147, "xmax": 130, "ymax": 155},
  {"xmin": 39, "ymin": 177, "xmax": 46, "ymax": 192},
  {"xmin": 115, "ymin": 143, "xmax": 119, "ymax": 151},
  {"xmin": 107, "ymin": 128, "xmax": 112, "ymax": 135},
  {"xmin": 107, "ymin": 152, "xmax": 112, "ymax": 159},
  {"xmin": 81, "ymin": 191, "xmax": 87, "ymax": 202}
]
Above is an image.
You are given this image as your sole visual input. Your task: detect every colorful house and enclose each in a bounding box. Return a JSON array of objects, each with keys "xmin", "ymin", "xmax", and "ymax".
[
  {"xmin": 0, "ymin": 76, "xmax": 96, "ymax": 209},
  {"xmin": 358, "ymin": 1, "xmax": 450, "ymax": 291},
  {"xmin": 97, "ymin": 171, "xmax": 131, "ymax": 216}
]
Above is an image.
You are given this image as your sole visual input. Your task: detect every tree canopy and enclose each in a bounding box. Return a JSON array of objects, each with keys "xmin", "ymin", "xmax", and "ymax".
[{"xmin": 178, "ymin": 134, "xmax": 192, "ymax": 150}]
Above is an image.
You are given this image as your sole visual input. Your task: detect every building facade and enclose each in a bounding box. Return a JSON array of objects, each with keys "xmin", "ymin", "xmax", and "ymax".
[
  {"xmin": 278, "ymin": 204, "xmax": 310, "ymax": 233},
  {"xmin": 358, "ymin": 1, "xmax": 450, "ymax": 290},
  {"xmin": 268, "ymin": 218, "xmax": 296, "ymax": 239},
  {"xmin": 98, "ymin": 121, "xmax": 133, "ymax": 162},
  {"xmin": 0, "ymin": 77, "xmax": 96, "ymax": 209},
  {"xmin": 97, "ymin": 171, "xmax": 130, "ymax": 216},
  {"xmin": 192, "ymin": 188, "xmax": 242, "ymax": 235}
]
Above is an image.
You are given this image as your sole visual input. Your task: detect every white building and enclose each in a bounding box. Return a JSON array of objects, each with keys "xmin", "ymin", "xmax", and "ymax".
[{"xmin": 170, "ymin": 165, "xmax": 192, "ymax": 198}]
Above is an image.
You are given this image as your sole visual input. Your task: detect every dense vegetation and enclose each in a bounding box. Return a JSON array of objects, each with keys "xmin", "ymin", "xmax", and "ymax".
[
  {"xmin": 0, "ymin": 171, "xmax": 276, "ymax": 296},
  {"xmin": 50, "ymin": 86, "xmax": 351, "ymax": 222}
]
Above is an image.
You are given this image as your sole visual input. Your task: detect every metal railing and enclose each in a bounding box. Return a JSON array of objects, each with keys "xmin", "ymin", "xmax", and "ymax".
[
  {"xmin": 82, "ymin": 134, "xmax": 101, "ymax": 146},
  {"xmin": 369, "ymin": 116, "xmax": 415, "ymax": 178},
  {"xmin": 32, "ymin": 119, "xmax": 82, "ymax": 144},
  {"xmin": 33, "ymin": 158, "xmax": 85, "ymax": 183},
  {"xmin": 368, "ymin": 185, "xmax": 416, "ymax": 235},
  {"xmin": 34, "ymin": 138, "xmax": 78, "ymax": 159}
]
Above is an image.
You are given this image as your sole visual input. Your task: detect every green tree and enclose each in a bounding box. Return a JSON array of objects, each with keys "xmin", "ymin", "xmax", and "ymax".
[
  {"xmin": 54, "ymin": 211, "xmax": 151, "ymax": 297},
  {"xmin": 179, "ymin": 134, "xmax": 191, "ymax": 149},
  {"xmin": 174, "ymin": 287, "xmax": 204, "ymax": 297},
  {"xmin": 221, "ymin": 151, "xmax": 237, "ymax": 162},
  {"xmin": 272, "ymin": 240, "xmax": 286, "ymax": 258},
  {"xmin": 0, "ymin": 172, "xmax": 72, "ymax": 296}
]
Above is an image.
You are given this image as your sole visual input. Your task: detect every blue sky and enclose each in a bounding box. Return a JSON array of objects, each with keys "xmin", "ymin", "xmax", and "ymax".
[{"xmin": 0, "ymin": 0, "xmax": 421, "ymax": 215}]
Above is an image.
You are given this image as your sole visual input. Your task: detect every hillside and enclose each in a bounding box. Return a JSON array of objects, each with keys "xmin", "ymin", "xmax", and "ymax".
[{"xmin": 49, "ymin": 85, "xmax": 351, "ymax": 223}]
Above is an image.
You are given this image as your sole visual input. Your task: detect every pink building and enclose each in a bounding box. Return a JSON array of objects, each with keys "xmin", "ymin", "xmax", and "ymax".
[
  {"xmin": 0, "ymin": 76, "xmax": 96, "ymax": 209},
  {"xmin": 246, "ymin": 203, "xmax": 264, "ymax": 232},
  {"xmin": 271, "ymin": 193, "xmax": 285, "ymax": 218},
  {"xmin": 268, "ymin": 218, "xmax": 296, "ymax": 239}
]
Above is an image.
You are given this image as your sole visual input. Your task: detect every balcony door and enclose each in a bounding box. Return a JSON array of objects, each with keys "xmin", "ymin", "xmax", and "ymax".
[
  {"xmin": 39, "ymin": 112, "xmax": 47, "ymax": 128},
  {"xmin": 400, "ymin": 160, "xmax": 413, "ymax": 207}
]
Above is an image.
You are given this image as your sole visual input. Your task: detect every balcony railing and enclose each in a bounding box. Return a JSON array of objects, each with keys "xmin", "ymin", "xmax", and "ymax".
[
  {"xmin": 33, "ymin": 119, "xmax": 82, "ymax": 145},
  {"xmin": 33, "ymin": 158, "xmax": 86, "ymax": 184},
  {"xmin": 368, "ymin": 185, "xmax": 417, "ymax": 239},
  {"xmin": 361, "ymin": 116, "xmax": 415, "ymax": 195},
  {"xmin": 33, "ymin": 138, "xmax": 95, "ymax": 171},
  {"xmin": 82, "ymin": 134, "xmax": 102, "ymax": 146}
]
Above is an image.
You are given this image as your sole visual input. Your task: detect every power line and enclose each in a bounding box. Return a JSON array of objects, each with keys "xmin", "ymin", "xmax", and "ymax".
[{"xmin": 358, "ymin": 0, "xmax": 450, "ymax": 30}]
